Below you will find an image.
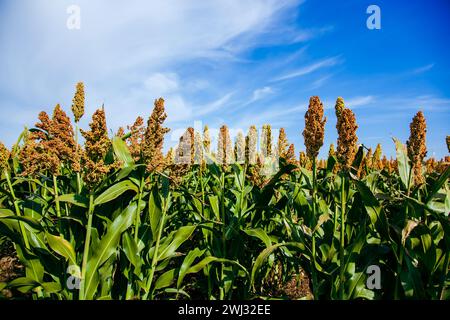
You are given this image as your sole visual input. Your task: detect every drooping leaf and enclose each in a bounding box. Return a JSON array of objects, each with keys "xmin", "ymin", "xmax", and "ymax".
[
  {"xmin": 149, "ymin": 187, "xmax": 162, "ymax": 237},
  {"xmin": 84, "ymin": 203, "xmax": 138, "ymax": 299},
  {"xmin": 243, "ymin": 228, "xmax": 272, "ymax": 248},
  {"xmin": 94, "ymin": 180, "xmax": 138, "ymax": 206},
  {"xmin": 112, "ymin": 136, "xmax": 134, "ymax": 168},
  {"xmin": 393, "ymin": 138, "xmax": 411, "ymax": 190},
  {"xmin": 177, "ymin": 248, "xmax": 205, "ymax": 288},
  {"xmin": 158, "ymin": 226, "xmax": 196, "ymax": 261},
  {"xmin": 58, "ymin": 194, "xmax": 88, "ymax": 208},
  {"xmin": 46, "ymin": 232, "xmax": 77, "ymax": 266}
]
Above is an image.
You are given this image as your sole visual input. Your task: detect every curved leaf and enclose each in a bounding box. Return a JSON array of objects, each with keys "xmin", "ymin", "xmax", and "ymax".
[
  {"xmin": 58, "ymin": 193, "xmax": 88, "ymax": 208},
  {"xmin": 251, "ymin": 242, "xmax": 305, "ymax": 289},
  {"xmin": 94, "ymin": 180, "xmax": 138, "ymax": 206},
  {"xmin": 393, "ymin": 138, "xmax": 411, "ymax": 189},
  {"xmin": 46, "ymin": 232, "xmax": 77, "ymax": 266},
  {"xmin": 84, "ymin": 203, "xmax": 138, "ymax": 299},
  {"xmin": 243, "ymin": 228, "xmax": 272, "ymax": 248},
  {"xmin": 112, "ymin": 136, "xmax": 134, "ymax": 167}
]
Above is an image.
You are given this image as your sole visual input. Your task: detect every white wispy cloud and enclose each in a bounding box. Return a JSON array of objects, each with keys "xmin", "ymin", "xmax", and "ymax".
[
  {"xmin": 195, "ymin": 93, "xmax": 234, "ymax": 117},
  {"xmin": 345, "ymin": 95, "xmax": 376, "ymax": 108},
  {"xmin": 235, "ymin": 103, "xmax": 307, "ymax": 129},
  {"xmin": 144, "ymin": 73, "xmax": 179, "ymax": 95},
  {"xmin": 292, "ymin": 25, "xmax": 334, "ymax": 42},
  {"xmin": 243, "ymin": 86, "xmax": 274, "ymax": 105},
  {"xmin": 252, "ymin": 87, "xmax": 274, "ymax": 101},
  {"xmin": 411, "ymin": 63, "xmax": 434, "ymax": 74},
  {"xmin": 310, "ymin": 74, "xmax": 333, "ymax": 90},
  {"xmin": 271, "ymin": 56, "xmax": 341, "ymax": 82},
  {"xmin": 0, "ymin": 0, "xmax": 303, "ymax": 145}
]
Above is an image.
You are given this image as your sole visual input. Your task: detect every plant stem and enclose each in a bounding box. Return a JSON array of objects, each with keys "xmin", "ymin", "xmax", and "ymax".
[
  {"xmin": 395, "ymin": 166, "xmax": 413, "ymax": 299},
  {"xmin": 311, "ymin": 158, "xmax": 319, "ymax": 300},
  {"xmin": 220, "ymin": 171, "xmax": 226, "ymax": 300},
  {"xmin": 130, "ymin": 175, "xmax": 145, "ymax": 299},
  {"xmin": 144, "ymin": 194, "xmax": 167, "ymax": 300},
  {"xmin": 53, "ymin": 175, "xmax": 61, "ymax": 218},
  {"xmin": 134, "ymin": 176, "xmax": 145, "ymax": 242},
  {"xmin": 339, "ymin": 173, "xmax": 346, "ymax": 299},
  {"xmin": 75, "ymin": 122, "xmax": 82, "ymax": 194},
  {"xmin": 439, "ymin": 251, "xmax": 449, "ymax": 300},
  {"xmin": 79, "ymin": 194, "xmax": 95, "ymax": 300},
  {"xmin": 5, "ymin": 169, "xmax": 30, "ymax": 249}
]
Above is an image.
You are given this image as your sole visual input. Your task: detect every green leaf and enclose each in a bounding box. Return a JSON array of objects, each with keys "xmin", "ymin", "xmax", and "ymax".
[
  {"xmin": 112, "ymin": 136, "xmax": 134, "ymax": 167},
  {"xmin": 154, "ymin": 269, "xmax": 176, "ymax": 290},
  {"xmin": 149, "ymin": 187, "xmax": 162, "ymax": 237},
  {"xmin": 46, "ymin": 232, "xmax": 77, "ymax": 266},
  {"xmin": 122, "ymin": 232, "xmax": 140, "ymax": 268},
  {"xmin": 58, "ymin": 194, "xmax": 88, "ymax": 208},
  {"xmin": 186, "ymin": 256, "xmax": 249, "ymax": 278},
  {"xmin": 158, "ymin": 226, "xmax": 196, "ymax": 261},
  {"xmin": 243, "ymin": 228, "xmax": 272, "ymax": 248},
  {"xmin": 84, "ymin": 203, "xmax": 138, "ymax": 299},
  {"xmin": 208, "ymin": 195, "xmax": 220, "ymax": 221},
  {"xmin": 7, "ymin": 277, "xmax": 39, "ymax": 293},
  {"xmin": 94, "ymin": 180, "xmax": 138, "ymax": 206},
  {"xmin": 393, "ymin": 138, "xmax": 411, "ymax": 189},
  {"xmin": 426, "ymin": 165, "xmax": 450, "ymax": 204},
  {"xmin": 41, "ymin": 281, "xmax": 62, "ymax": 294},
  {"xmin": 0, "ymin": 212, "xmax": 43, "ymax": 232},
  {"xmin": 251, "ymin": 242, "xmax": 305, "ymax": 289},
  {"xmin": 177, "ymin": 248, "xmax": 205, "ymax": 288},
  {"xmin": 355, "ymin": 180, "xmax": 390, "ymax": 240},
  {"xmin": 0, "ymin": 208, "xmax": 15, "ymax": 216}
]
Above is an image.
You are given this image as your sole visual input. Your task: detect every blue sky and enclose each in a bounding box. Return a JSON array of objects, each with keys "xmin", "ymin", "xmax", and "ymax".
[{"xmin": 0, "ymin": 0, "xmax": 449, "ymax": 159}]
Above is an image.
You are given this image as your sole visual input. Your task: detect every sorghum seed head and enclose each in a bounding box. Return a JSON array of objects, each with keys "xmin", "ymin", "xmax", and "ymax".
[
  {"xmin": 261, "ymin": 124, "xmax": 273, "ymax": 157},
  {"xmin": 203, "ymin": 125, "xmax": 211, "ymax": 154},
  {"xmin": 446, "ymin": 135, "xmax": 450, "ymax": 153},
  {"xmin": 175, "ymin": 127, "xmax": 195, "ymax": 165},
  {"xmin": 217, "ymin": 125, "xmax": 233, "ymax": 166},
  {"xmin": 80, "ymin": 107, "xmax": 113, "ymax": 188},
  {"xmin": 336, "ymin": 99, "xmax": 358, "ymax": 170},
  {"xmin": 194, "ymin": 132, "xmax": 204, "ymax": 165},
  {"xmin": 245, "ymin": 125, "xmax": 258, "ymax": 165},
  {"xmin": 143, "ymin": 98, "xmax": 170, "ymax": 172},
  {"xmin": 407, "ymin": 111, "xmax": 427, "ymax": 185},
  {"xmin": 127, "ymin": 116, "xmax": 145, "ymax": 162},
  {"xmin": 277, "ymin": 128, "xmax": 289, "ymax": 159},
  {"xmin": 335, "ymin": 97, "xmax": 345, "ymax": 119},
  {"xmin": 81, "ymin": 107, "xmax": 110, "ymax": 162},
  {"xmin": 285, "ymin": 143, "xmax": 296, "ymax": 165},
  {"xmin": 71, "ymin": 82, "xmax": 85, "ymax": 123},
  {"xmin": 303, "ymin": 96, "xmax": 327, "ymax": 159},
  {"xmin": 373, "ymin": 143, "xmax": 382, "ymax": 170},
  {"xmin": 0, "ymin": 141, "xmax": 10, "ymax": 173},
  {"xmin": 235, "ymin": 131, "xmax": 245, "ymax": 163}
]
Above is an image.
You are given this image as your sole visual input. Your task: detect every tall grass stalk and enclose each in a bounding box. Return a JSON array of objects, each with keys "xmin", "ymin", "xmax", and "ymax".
[{"xmin": 79, "ymin": 194, "xmax": 95, "ymax": 300}]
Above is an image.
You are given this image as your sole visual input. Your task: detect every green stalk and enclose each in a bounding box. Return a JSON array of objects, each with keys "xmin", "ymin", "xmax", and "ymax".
[
  {"xmin": 53, "ymin": 175, "xmax": 61, "ymax": 218},
  {"xmin": 339, "ymin": 173, "xmax": 346, "ymax": 299},
  {"xmin": 143, "ymin": 196, "xmax": 167, "ymax": 300},
  {"xmin": 128, "ymin": 175, "xmax": 145, "ymax": 299},
  {"xmin": 75, "ymin": 122, "xmax": 82, "ymax": 194},
  {"xmin": 134, "ymin": 176, "xmax": 145, "ymax": 242},
  {"xmin": 311, "ymin": 158, "xmax": 319, "ymax": 300},
  {"xmin": 79, "ymin": 194, "xmax": 95, "ymax": 300},
  {"xmin": 200, "ymin": 165, "xmax": 205, "ymax": 218},
  {"xmin": 395, "ymin": 166, "xmax": 413, "ymax": 299},
  {"xmin": 5, "ymin": 169, "xmax": 30, "ymax": 249},
  {"xmin": 219, "ymin": 171, "xmax": 226, "ymax": 300},
  {"xmin": 333, "ymin": 205, "xmax": 338, "ymax": 240},
  {"xmin": 439, "ymin": 251, "xmax": 449, "ymax": 300}
]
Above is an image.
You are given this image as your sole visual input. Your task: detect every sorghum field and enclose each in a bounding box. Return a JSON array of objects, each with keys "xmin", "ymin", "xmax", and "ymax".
[{"xmin": 0, "ymin": 82, "xmax": 449, "ymax": 300}]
